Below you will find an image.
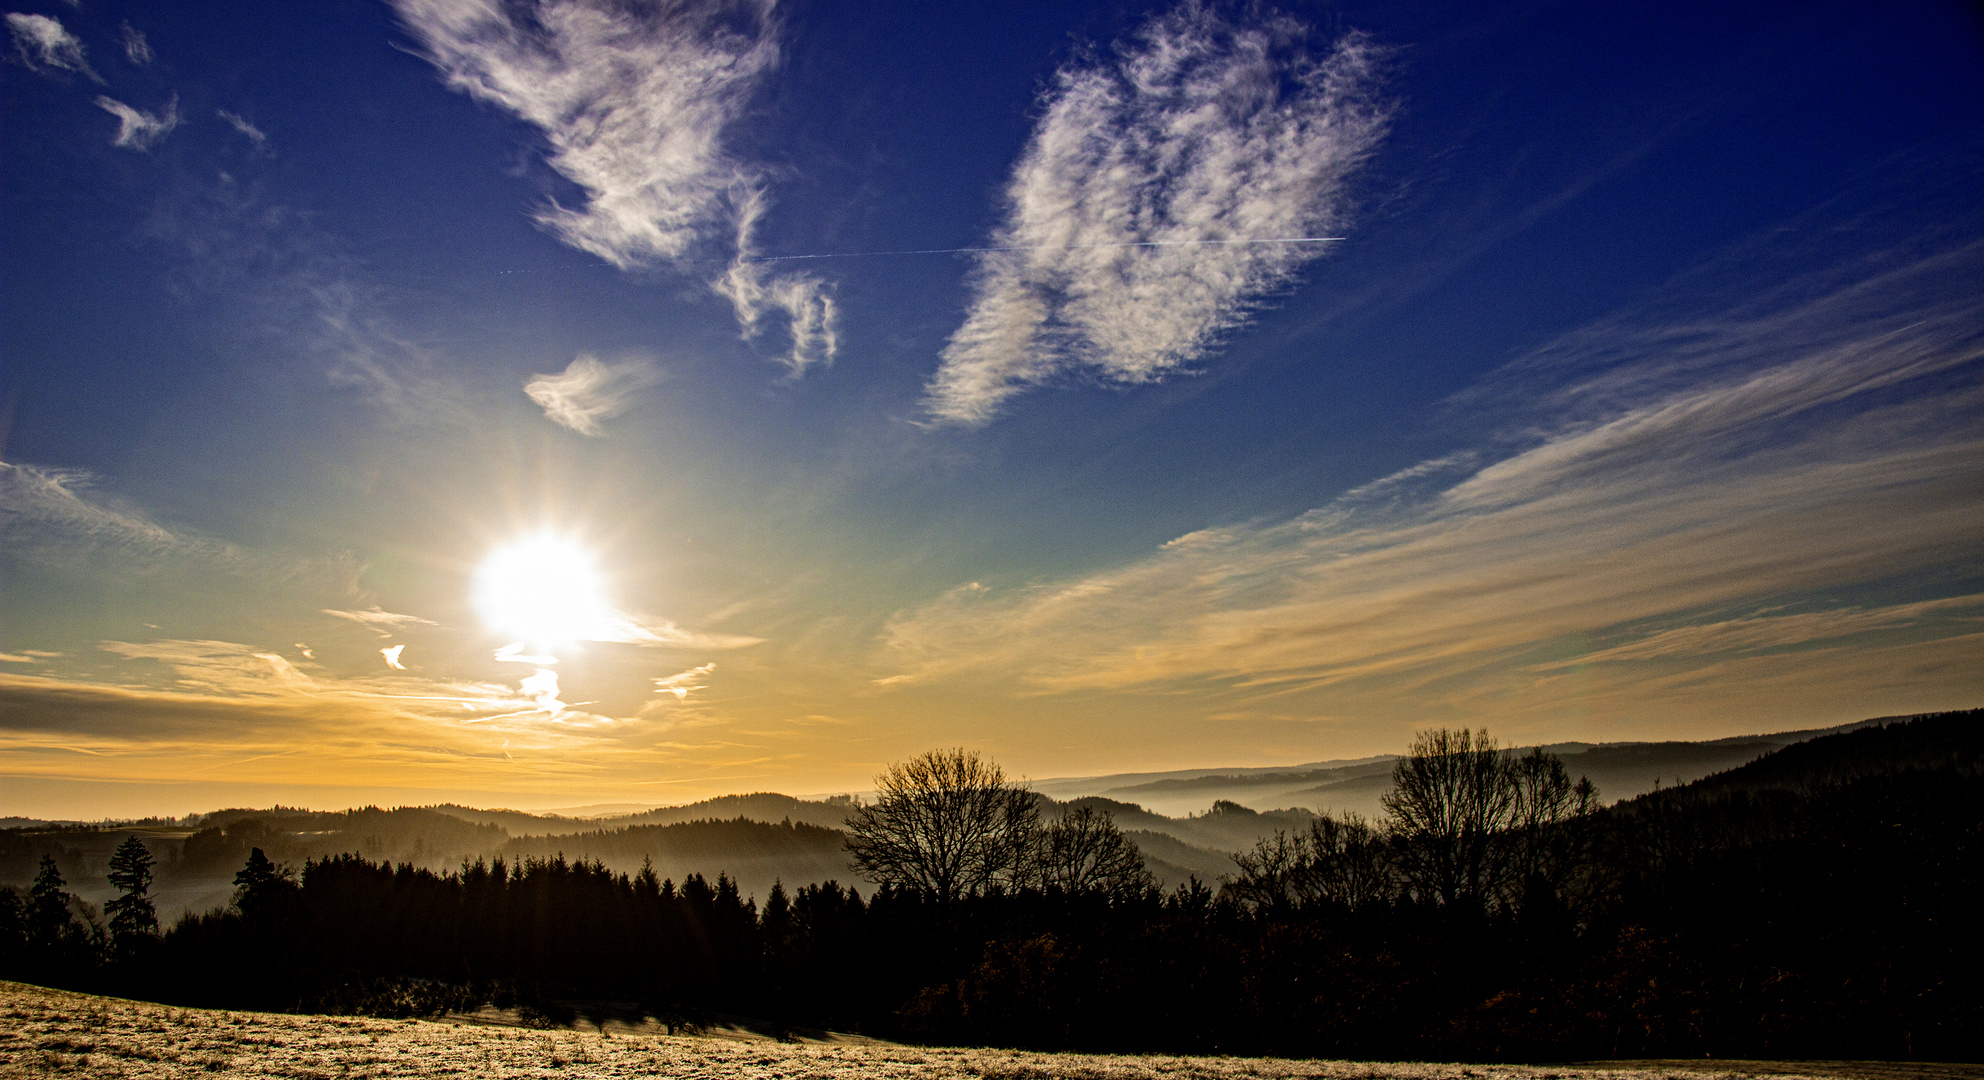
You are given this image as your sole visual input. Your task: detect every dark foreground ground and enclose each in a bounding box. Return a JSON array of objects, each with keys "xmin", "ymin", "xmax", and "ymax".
[{"xmin": 2, "ymin": 983, "xmax": 1975, "ymax": 1080}]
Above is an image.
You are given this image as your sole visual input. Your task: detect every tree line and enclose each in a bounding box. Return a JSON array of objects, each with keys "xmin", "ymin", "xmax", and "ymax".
[{"xmin": 2, "ymin": 711, "xmax": 1978, "ymax": 1061}]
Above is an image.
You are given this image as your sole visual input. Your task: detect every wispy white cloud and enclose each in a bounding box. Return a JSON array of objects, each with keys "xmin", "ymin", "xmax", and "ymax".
[
  {"xmin": 0, "ymin": 637, "xmax": 759, "ymax": 797},
  {"xmin": 2, "ymin": 461, "xmax": 180, "ymax": 549},
  {"xmin": 925, "ymin": 4, "xmax": 1391, "ymax": 424},
  {"xmin": 127, "ymin": 134, "xmax": 474, "ymax": 425},
  {"xmin": 389, "ymin": 0, "xmax": 775, "ymax": 266},
  {"xmin": 216, "ymin": 108, "xmax": 266, "ymax": 145},
  {"xmin": 495, "ymin": 643, "xmax": 559, "ymax": 665},
  {"xmin": 0, "ymin": 654, "xmax": 39, "ymax": 664},
  {"xmin": 0, "ymin": 460, "xmax": 268, "ymax": 578},
  {"xmin": 518, "ymin": 668, "xmax": 565, "ymax": 713},
  {"xmin": 323, "ymin": 607, "xmax": 438, "ymax": 637},
  {"xmin": 1531, "ymin": 595, "xmax": 1984, "ymax": 670},
  {"xmin": 0, "ymin": 460, "xmax": 367, "ymax": 625},
  {"xmin": 119, "ymin": 21, "xmax": 151, "ymax": 65},
  {"xmin": 523, "ymin": 353, "xmax": 659, "ymax": 435},
  {"xmin": 712, "ymin": 187, "xmax": 838, "ymax": 373},
  {"xmin": 94, "ymin": 94, "xmax": 179, "ymax": 150},
  {"xmin": 883, "ymin": 237, "xmax": 1984, "ymax": 722},
  {"xmin": 76, "ymin": 638, "xmax": 584, "ymax": 732},
  {"xmin": 389, "ymin": 0, "xmax": 837, "ymax": 371},
  {"xmin": 590, "ymin": 614, "xmax": 761, "ymax": 651},
  {"xmin": 96, "ymin": 639, "xmax": 321, "ymax": 698},
  {"xmin": 654, "ymin": 662, "xmax": 715, "ymax": 700},
  {"xmin": 6, "ymin": 12, "xmax": 99, "ymax": 82},
  {"xmin": 0, "ymin": 636, "xmax": 618, "ymax": 793}
]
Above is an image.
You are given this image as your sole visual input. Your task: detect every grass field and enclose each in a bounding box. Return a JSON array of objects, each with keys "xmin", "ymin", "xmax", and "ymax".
[{"xmin": 2, "ymin": 982, "xmax": 1974, "ymax": 1080}]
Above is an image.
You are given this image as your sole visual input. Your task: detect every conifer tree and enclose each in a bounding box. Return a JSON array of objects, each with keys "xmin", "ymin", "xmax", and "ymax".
[
  {"xmin": 232, "ymin": 847, "xmax": 298, "ymax": 923},
  {"xmin": 26, "ymin": 855, "xmax": 76, "ymax": 950},
  {"xmin": 0, "ymin": 887, "xmax": 25, "ymax": 971},
  {"xmin": 105, "ymin": 835, "xmax": 160, "ymax": 954}
]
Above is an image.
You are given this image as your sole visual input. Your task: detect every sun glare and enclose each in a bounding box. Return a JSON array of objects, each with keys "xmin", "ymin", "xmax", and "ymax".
[{"xmin": 472, "ymin": 535, "xmax": 614, "ymax": 647}]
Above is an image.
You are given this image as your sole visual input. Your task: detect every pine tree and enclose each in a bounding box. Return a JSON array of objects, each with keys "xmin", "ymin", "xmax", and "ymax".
[
  {"xmin": 26, "ymin": 855, "xmax": 75, "ymax": 950},
  {"xmin": 232, "ymin": 847, "xmax": 298, "ymax": 923},
  {"xmin": 105, "ymin": 835, "xmax": 160, "ymax": 954},
  {"xmin": 0, "ymin": 887, "xmax": 25, "ymax": 972}
]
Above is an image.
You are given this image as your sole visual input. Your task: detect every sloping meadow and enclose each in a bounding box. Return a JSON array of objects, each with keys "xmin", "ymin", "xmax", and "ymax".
[{"xmin": 0, "ymin": 980, "xmax": 1931, "ymax": 1080}]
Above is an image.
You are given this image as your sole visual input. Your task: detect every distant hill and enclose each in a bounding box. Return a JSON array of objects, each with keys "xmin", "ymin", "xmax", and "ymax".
[
  {"xmin": 0, "ymin": 806, "xmax": 510, "ymax": 922},
  {"xmin": 427, "ymin": 792, "xmax": 857, "ymax": 835},
  {"xmin": 1053, "ymin": 795, "xmax": 1316, "ymax": 856},
  {"xmin": 1630, "ymin": 708, "xmax": 1983, "ymax": 804},
  {"xmin": 1122, "ymin": 829, "xmax": 1239, "ymax": 887},
  {"xmin": 9, "ymin": 711, "xmax": 1970, "ymax": 917},
  {"xmin": 499, "ymin": 817, "xmax": 856, "ymax": 903},
  {"xmin": 1033, "ymin": 718, "xmax": 1898, "ymax": 817}
]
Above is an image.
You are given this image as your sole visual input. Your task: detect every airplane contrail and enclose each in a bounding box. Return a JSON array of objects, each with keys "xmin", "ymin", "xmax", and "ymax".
[{"xmin": 743, "ymin": 237, "xmax": 1346, "ymax": 262}]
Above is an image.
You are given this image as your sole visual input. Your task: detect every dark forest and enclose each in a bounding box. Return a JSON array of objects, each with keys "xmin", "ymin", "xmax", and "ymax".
[{"xmin": 3, "ymin": 710, "xmax": 1978, "ymax": 1063}]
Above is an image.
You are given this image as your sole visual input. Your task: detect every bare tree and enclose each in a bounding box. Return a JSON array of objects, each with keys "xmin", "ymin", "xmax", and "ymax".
[
  {"xmin": 1229, "ymin": 812, "xmax": 1391, "ymax": 914},
  {"xmin": 844, "ymin": 748, "xmax": 1039, "ymax": 902},
  {"xmin": 1382, "ymin": 727, "xmax": 1515, "ymax": 910},
  {"xmin": 1036, "ymin": 805, "xmax": 1153, "ymax": 900},
  {"xmin": 1503, "ymin": 746, "xmax": 1601, "ymax": 910},
  {"xmin": 1228, "ymin": 829, "xmax": 1310, "ymax": 913},
  {"xmin": 1381, "ymin": 729, "xmax": 1600, "ymax": 911},
  {"xmin": 1302, "ymin": 812, "xmax": 1393, "ymax": 912}
]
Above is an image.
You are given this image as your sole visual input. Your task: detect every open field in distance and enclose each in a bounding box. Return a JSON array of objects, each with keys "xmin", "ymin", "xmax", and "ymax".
[{"xmin": 3, "ymin": 982, "xmax": 1976, "ymax": 1080}]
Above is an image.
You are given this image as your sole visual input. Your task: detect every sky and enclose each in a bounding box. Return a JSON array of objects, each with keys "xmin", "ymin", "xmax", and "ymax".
[{"xmin": 2, "ymin": 0, "xmax": 1980, "ymax": 819}]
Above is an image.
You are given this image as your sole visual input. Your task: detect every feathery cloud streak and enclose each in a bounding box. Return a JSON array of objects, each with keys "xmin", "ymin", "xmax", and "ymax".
[
  {"xmin": 524, "ymin": 353, "xmax": 660, "ymax": 435},
  {"xmin": 0, "ymin": 639, "xmax": 695, "ymax": 793},
  {"xmin": 1, "ymin": 460, "xmax": 370, "ymax": 617},
  {"xmin": 95, "ymin": 94, "xmax": 179, "ymax": 150},
  {"xmin": 390, "ymin": 0, "xmax": 837, "ymax": 372},
  {"xmin": 712, "ymin": 185, "xmax": 838, "ymax": 373},
  {"xmin": 926, "ymin": 5, "xmax": 1391, "ymax": 424},
  {"xmin": 119, "ymin": 22, "xmax": 152, "ymax": 66},
  {"xmin": 0, "ymin": 460, "xmax": 237, "ymax": 568},
  {"xmin": 6, "ymin": 12, "xmax": 99, "ymax": 82},
  {"xmin": 654, "ymin": 662, "xmax": 715, "ymax": 700},
  {"xmin": 885, "ymin": 240, "xmax": 1984, "ymax": 715},
  {"xmin": 216, "ymin": 109, "xmax": 266, "ymax": 145},
  {"xmin": 323, "ymin": 607, "xmax": 438, "ymax": 636}
]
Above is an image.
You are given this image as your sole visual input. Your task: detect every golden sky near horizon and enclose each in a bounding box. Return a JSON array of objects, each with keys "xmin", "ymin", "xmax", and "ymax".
[{"xmin": 3, "ymin": 1, "xmax": 1981, "ymax": 820}]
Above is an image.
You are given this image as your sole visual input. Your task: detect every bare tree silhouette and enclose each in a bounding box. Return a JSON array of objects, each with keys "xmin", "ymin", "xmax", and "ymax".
[
  {"xmin": 1383, "ymin": 730, "xmax": 1599, "ymax": 910},
  {"xmin": 1383, "ymin": 728, "xmax": 1512, "ymax": 908},
  {"xmin": 844, "ymin": 748, "xmax": 1039, "ymax": 901},
  {"xmin": 1036, "ymin": 805, "xmax": 1152, "ymax": 899}
]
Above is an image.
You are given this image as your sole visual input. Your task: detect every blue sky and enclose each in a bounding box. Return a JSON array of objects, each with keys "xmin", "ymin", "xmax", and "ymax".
[{"xmin": 2, "ymin": 0, "xmax": 1980, "ymax": 816}]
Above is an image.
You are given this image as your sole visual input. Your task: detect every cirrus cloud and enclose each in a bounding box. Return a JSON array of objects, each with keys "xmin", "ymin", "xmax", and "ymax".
[
  {"xmin": 885, "ymin": 232, "xmax": 1984, "ymax": 725},
  {"xmin": 94, "ymin": 94, "xmax": 180, "ymax": 150},
  {"xmin": 323, "ymin": 607, "xmax": 438, "ymax": 637},
  {"xmin": 523, "ymin": 353, "xmax": 661, "ymax": 435},
  {"xmin": 926, "ymin": 4, "xmax": 1391, "ymax": 424},
  {"xmin": 5, "ymin": 12, "xmax": 99, "ymax": 82},
  {"xmin": 389, "ymin": 0, "xmax": 837, "ymax": 372},
  {"xmin": 119, "ymin": 21, "xmax": 151, "ymax": 66}
]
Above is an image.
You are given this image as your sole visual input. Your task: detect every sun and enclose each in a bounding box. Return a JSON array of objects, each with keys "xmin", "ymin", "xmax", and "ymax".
[{"xmin": 472, "ymin": 535, "xmax": 615, "ymax": 647}]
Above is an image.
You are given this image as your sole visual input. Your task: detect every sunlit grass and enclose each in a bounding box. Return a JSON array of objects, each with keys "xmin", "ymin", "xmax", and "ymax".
[{"xmin": 0, "ymin": 981, "xmax": 1928, "ymax": 1080}]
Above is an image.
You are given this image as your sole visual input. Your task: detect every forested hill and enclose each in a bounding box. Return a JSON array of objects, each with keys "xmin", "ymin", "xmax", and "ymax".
[
  {"xmin": 427, "ymin": 793, "xmax": 858, "ymax": 835},
  {"xmin": 6, "ymin": 711, "xmax": 1977, "ymax": 921},
  {"xmin": 498, "ymin": 818, "xmax": 853, "ymax": 901},
  {"xmin": 1057, "ymin": 718, "xmax": 1904, "ymax": 817},
  {"xmin": 8, "ymin": 709, "xmax": 1978, "ymax": 1061},
  {"xmin": 1632, "ymin": 707, "xmax": 1983, "ymax": 801}
]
